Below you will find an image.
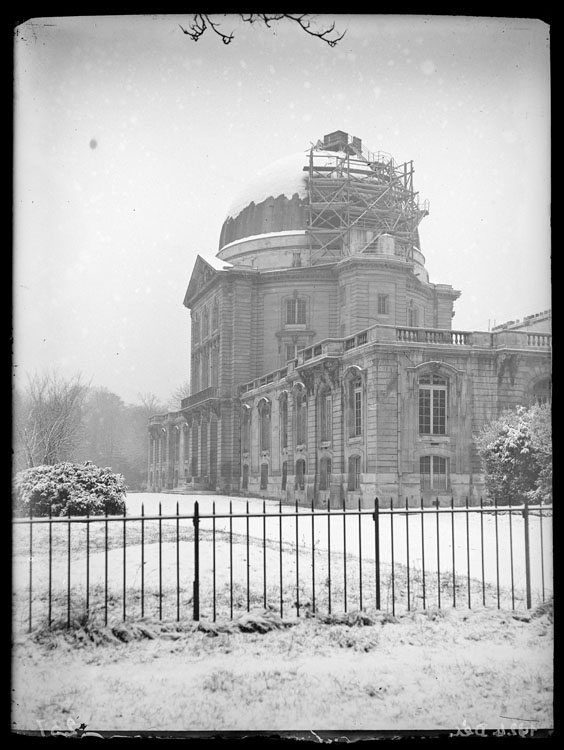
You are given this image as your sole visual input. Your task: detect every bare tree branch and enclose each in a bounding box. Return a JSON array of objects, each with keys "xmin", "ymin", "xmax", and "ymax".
[{"xmin": 180, "ymin": 14, "xmax": 346, "ymax": 47}]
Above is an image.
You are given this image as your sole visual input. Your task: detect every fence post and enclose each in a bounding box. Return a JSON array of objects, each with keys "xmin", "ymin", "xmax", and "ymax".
[
  {"xmin": 373, "ymin": 497, "xmax": 380, "ymax": 610},
  {"xmin": 193, "ymin": 500, "xmax": 200, "ymax": 620},
  {"xmin": 523, "ymin": 498, "xmax": 532, "ymax": 609}
]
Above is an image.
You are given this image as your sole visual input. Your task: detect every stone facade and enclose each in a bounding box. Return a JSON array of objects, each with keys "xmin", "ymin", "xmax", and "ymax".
[{"xmin": 148, "ymin": 132, "xmax": 551, "ymax": 506}]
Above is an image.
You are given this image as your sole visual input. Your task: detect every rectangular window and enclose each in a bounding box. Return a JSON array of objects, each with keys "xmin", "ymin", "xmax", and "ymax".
[
  {"xmin": 420, "ymin": 456, "xmax": 448, "ymax": 490},
  {"xmin": 285, "ymin": 343, "xmax": 297, "ymax": 362},
  {"xmin": 377, "ymin": 294, "xmax": 389, "ymax": 315},
  {"xmin": 408, "ymin": 306, "xmax": 418, "ymax": 327},
  {"xmin": 419, "ymin": 375, "xmax": 447, "ymax": 435},
  {"xmin": 319, "ymin": 457, "xmax": 332, "ymax": 491},
  {"xmin": 286, "ymin": 298, "xmax": 306, "ymax": 325},
  {"xmin": 348, "ymin": 456, "xmax": 361, "ymax": 490},
  {"xmin": 322, "ymin": 394, "xmax": 332, "ymax": 442},
  {"xmin": 296, "ymin": 459, "xmax": 305, "ymax": 490}
]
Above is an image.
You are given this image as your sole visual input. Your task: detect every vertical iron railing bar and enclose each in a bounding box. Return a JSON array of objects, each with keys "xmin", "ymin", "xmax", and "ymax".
[
  {"xmin": 86, "ymin": 508, "xmax": 90, "ymax": 617},
  {"xmin": 48, "ymin": 504, "xmax": 52, "ymax": 628},
  {"xmin": 451, "ymin": 496, "xmax": 456, "ymax": 608},
  {"xmin": 420, "ymin": 497, "xmax": 426, "ymax": 610},
  {"xmin": 480, "ymin": 497, "xmax": 486, "ymax": 606},
  {"xmin": 465, "ymin": 497, "xmax": 471, "ymax": 609},
  {"xmin": 494, "ymin": 497, "xmax": 500, "ymax": 609},
  {"xmin": 390, "ymin": 498, "xmax": 395, "ymax": 616},
  {"xmin": 176, "ymin": 501, "xmax": 180, "ymax": 622},
  {"xmin": 508, "ymin": 502, "xmax": 515, "ymax": 610},
  {"xmin": 28, "ymin": 503, "xmax": 33, "ymax": 633},
  {"xmin": 123, "ymin": 504, "xmax": 127, "ymax": 622},
  {"xmin": 358, "ymin": 496, "xmax": 363, "ymax": 612},
  {"xmin": 141, "ymin": 504, "xmax": 145, "ymax": 618},
  {"xmin": 435, "ymin": 498, "xmax": 441, "ymax": 610},
  {"xmin": 67, "ymin": 506, "xmax": 71, "ymax": 628},
  {"xmin": 295, "ymin": 498, "xmax": 300, "ymax": 617},
  {"xmin": 343, "ymin": 497, "xmax": 347, "ymax": 613},
  {"xmin": 327, "ymin": 501, "xmax": 332, "ymax": 614},
  {"xmin": 193, "ymin": 500, "xmax": 200, "ymax": 621},
  {"xmin": 158, "ymin": 501, "xmax": 163, "ymax": 620},
  {"xmin": 539, "ymin": 503, "xmax": 545, "ymax": 601},
  {"xmin": 262, "ymin": 500, "xmax": 267, "ymax": 611},
  {"xmin": 104, "ymin": 506, "xmax": 108, "ymax": 627},
  {"xmin": 279, "ymin": 500, "xmax": 283, "ymax": 618},
  {"xmin": 212, "ymin": 501, "xmax": 216, "ymax": 622},
  {"xmin": 523, "ymin": 499, "xmax": 532, "ymax": 610},
  {"xmin": 311, "ymin": 497, "xmax": 316, "ymax": 615},
  {"xmin": 374, "ymin": 498, "xmax": 380, "ymax": 611},
  {"xmin": 246, "ymin": 501, "xmax": 250, "ymax": 613},
  {"xmin": 229, "ymin": 500, "xmax": 233, "ymax": 620},
  {"xmin": 405, "ymin": 498, "xmax": 410, "ymax": 612}
]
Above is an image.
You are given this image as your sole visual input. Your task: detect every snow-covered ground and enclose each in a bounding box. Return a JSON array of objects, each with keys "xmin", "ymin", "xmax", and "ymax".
[{"xmin": 125, "ymin": 492, "xmax": 553, "ymax": 602}]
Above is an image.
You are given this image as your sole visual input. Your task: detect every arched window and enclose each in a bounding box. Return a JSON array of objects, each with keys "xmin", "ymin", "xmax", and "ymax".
[
  {"xmin": 241, "ymin": 407, "xmax": 251, "ymax": 454},
  {"xmin": 258, "ymin": 400, "xmax": 271, "ymax": 452},
  {"xmin": 532, "ymin": 377, "xmax": 551, "ymax": 405},
  {"xmin": 295, "ymin": 388, "xmax": 307, "ymax": 446},
  {"xmin": 420, "ymin": 455, "xmax": 448, "ymax": 491},
  {"xmin": 419, "ymin": 374, "xmax": 448, "ymax": 435},
  {"xmin": 319, "ymin": 457, "xmax": 332, "ymax": 491},
  {"xmin": 348, "ymin": 377, "xmax": 363, "ymax": 438},
  {"xmin": 319, "ymin": 390, "xmax": 333, "ymax": 442},
  {"xmin": 348, "ymin": 455, "xmax": 361, "ymax": 491},
  {"xmin": 280, "ymin": 394, "xmax": 288, "ymax": 449},
  {"xmin": 295, "ymin": 459, "xmax": 306, "ymax": 490}
]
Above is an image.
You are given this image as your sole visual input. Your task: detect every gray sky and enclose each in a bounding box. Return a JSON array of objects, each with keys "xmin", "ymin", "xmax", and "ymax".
[{"xmin": 13, "ymin": 14, "xmax": 551, "ymax": 405}]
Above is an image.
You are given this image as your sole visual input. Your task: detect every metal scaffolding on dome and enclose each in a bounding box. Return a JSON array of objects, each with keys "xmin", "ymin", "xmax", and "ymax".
[{"xmin": 305, "ymin": 131, "xmax": 430, "ymax": 265}]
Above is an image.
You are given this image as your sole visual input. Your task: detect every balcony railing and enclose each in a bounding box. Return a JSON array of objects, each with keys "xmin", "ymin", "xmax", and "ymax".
[{"xmin": 181, "ymin": 386, "xmax": 219, "ymax": 410}]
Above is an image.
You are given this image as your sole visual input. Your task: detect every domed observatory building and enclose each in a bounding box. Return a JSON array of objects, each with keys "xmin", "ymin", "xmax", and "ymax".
[{"xmin": 148, "ymin": 131, "xmax": 551, "ymax": 506}]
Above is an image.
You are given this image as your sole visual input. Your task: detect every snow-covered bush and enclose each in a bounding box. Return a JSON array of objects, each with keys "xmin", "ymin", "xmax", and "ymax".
[
  {"xmin": 13, "ymin": 461, "xmax": 127, "ymax": 517},
  {"xmin": 475, "ymin": 403, "xmax": 552, "ymax": 506}
]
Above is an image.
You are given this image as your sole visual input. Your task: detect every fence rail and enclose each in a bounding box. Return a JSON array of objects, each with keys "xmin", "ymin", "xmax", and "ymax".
[{"xmin": 12, "ymin": 497, "xmax": 551, "ymax": 633}]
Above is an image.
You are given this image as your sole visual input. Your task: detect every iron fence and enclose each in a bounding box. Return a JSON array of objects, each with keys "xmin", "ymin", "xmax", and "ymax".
[{"xmin": 12, "ymin": 497, "xmax": 552, "ymax": 633}]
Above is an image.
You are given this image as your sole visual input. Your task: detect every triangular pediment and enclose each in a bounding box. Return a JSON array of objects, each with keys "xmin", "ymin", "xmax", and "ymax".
[{"xmin": 183, "ymin": 255, "xmax": 219, "ymax": 307}]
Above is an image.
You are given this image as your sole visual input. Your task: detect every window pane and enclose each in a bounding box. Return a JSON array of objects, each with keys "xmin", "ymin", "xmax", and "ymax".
[
  {"xmin": 286, "ymin": 299, "xmax": 295, "ymax": 324},
  {"xmin": 419, "ymin": 389, "xmax": 431, "ymax": 433},
  {"xmin": 297, "ymin": 298, "xmax": 306, "ymax": 324},
  {"xmin": 432, "ymin": 389, "xmax": 446, "ymax": 435},
  {"xmin": 354, "ymin": 389, "xmax": 362, "ymax": 436}
]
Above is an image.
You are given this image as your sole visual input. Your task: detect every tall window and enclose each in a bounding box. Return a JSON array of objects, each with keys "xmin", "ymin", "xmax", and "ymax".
[
  {"xmin": 192, "ymin": 314, "xmax": 200, "ymax": 344},
  {"xmin": 320, "ymin": 392, "xmax": 332, "ymax": 442},
  {"xmin": 212, "ymin": 300, "xmax": 219, "ymax": 331},
  {"xmin": 348, "ymin": 377, "xmax": 362, "ymax": 438},
  {"xmin": 191, "ymin": 423, "xmax": 198, "ymax": 477},
  {"xmin": 419, "ymin": 374, "xmax": 447, "ymax": 435},
  {"xmin": 408, "ymin": 304, "xmax": 418, "ymax": 327},
  {"xmin": 242, "ymin": 407, "xmax": 251, "ymax": 454},
  {"xmin": 295, "ymin": 459, "xmax": 306, "ymax": 490},
  {"xmin": 296, "ymin": 389, "xmax": 307, "ymax": 446},
  {"xmin": 242, "ymin": 464, "xmax": 249, "ymax": 490},
  {"xmin": 348, "ymin": 455, "xmax": 361, "ymax": 490},
  {"xmin": 281, "ymin": 461, "xmax": 288, "ymax": 490},
  {"xmin": 259, "ymin": 400, "xmax": 271, "ymax": 452},
  {"xmin": 286, "ymin": 297, "xmax": 306, "ymax": 325},
  {"xmin": 319, "ymin": 457, "xmax": 332, "ymax": 491},
  {"xmin": 211, "ymin": 346, "xmax": 219, "ymax": 387},
  {"xmin": 200, "ymin": 349, "xmax": 209, "ymax": 389},
  {"xmin": 260, "ymin": 464, "xmax": 269, "ymax": 490},
  {"xmin": 377, "ymin": 294, "xmax": 389, "ymax": 315},
  {"xmin": 280, "ymin": 394, "xmax": 288, "ymax": 449},
  {"xmin": 285, "ymin": 343, "xmax": 298, "ymax": 362},
  {"xmin": 420, "ymin": 456, "xmax": 448, "ymax": 491},
  {"xmin": 202, "ymin": 307, "xmax": 209, "ymax": 338}
]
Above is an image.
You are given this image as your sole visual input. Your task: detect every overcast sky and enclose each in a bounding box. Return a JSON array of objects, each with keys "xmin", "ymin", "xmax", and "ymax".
[{"xmin": 13, "ymin": 14, "xmax": 551, "ymax": 405}]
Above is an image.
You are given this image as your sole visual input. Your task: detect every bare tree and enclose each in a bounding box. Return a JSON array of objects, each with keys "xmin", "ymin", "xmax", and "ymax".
[
  {"xmin": 14, "ymin": 371, "xmax": 89, "ymax": 468},
  {"xmin": 179, "ymin": 14, "xmax": 346, "ymax": 47},
  {"xmin": 167, "ymin": 380, "xmax": 191, "ymax": 411}
]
